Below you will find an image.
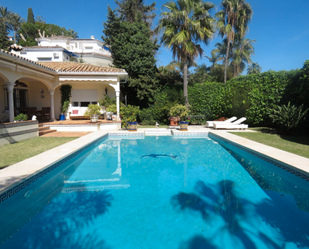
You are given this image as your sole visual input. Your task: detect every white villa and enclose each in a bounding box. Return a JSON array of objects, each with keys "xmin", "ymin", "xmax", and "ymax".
[
  {"xmin": 0, "ymin": 48, "xmax": 127, "ymax": 123},
  {"xmin": 10, "ymin": 35, "xmax": 112, "ymax": 66}
]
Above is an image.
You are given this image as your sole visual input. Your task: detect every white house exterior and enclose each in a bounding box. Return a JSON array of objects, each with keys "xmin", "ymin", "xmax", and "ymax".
[
  {"xmin": 0, "ymin": 49, "xmax": 127, "ymax": 123},
  {"xmin": 10, "ymin": 46, "xmax": 78, "ymax": 62},
  {"xmin": 36, "ymin": 36, "xmax": 112, "ymax": 66}
]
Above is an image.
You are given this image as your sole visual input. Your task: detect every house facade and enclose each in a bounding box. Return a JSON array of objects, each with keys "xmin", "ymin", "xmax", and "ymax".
[
  {"xmin": 36, "ymin": 35, "xmax": 112, "ymax": 66},
  {"xmin": 0, "ymin": 49, "xmax": 127, "ymax": 123}
]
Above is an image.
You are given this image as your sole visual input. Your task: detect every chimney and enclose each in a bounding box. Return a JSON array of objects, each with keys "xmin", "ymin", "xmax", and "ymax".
[{"xmin": 90, "ymin": 35, "xmax": 95, "ymax": 39}]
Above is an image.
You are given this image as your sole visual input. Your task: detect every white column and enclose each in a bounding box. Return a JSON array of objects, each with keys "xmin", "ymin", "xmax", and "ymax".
[
  {"xmin": 116, "ymin": 90, "xmax": 120, "ymax": 121},
  {"xmin": 6, "ymin": 84, "xmax": 14, "ymax": 123},
  {"xmin": 49, "ymin": 90, "xmax": 55, "ymax": 121}
]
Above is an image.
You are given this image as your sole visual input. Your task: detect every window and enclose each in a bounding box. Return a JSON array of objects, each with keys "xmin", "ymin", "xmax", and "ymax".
[
  {"xmin": 80, "ymin": 102, "xmax": 90, "ymax": 107},
  {"xmin": 37, "ymin": 57, "xmax": 52, "ymax": 61},
  {"xmin": 4, "ymin": 88, "xmax": 29, "ymax": 110},
  {"xmin": 72, "ymin": 102, "xmax": 79, "ymax": 107},
  {"xmin": 92, "ymin": 102, "xmax": 97, "ymax": 105},
  {"xmin": 84, "ymin": 47, "xmax": 93, "ymax": 50}
]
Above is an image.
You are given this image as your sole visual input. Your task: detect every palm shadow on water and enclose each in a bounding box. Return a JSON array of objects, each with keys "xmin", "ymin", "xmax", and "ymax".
[
  {"xmin": 172, "ymin": 179, "xmax": 309, "ymax": 249},
  {"xmin": 3, "ymin": 188, "xmax": 114, "ymax": 249}
]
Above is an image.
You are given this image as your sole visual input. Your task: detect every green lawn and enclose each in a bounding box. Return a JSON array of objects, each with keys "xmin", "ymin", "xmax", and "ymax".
[
  {"xmin": 230, "ymin": 128, "xmax": 309, "ymax": 158},
  {"xmin": 0, "ymin": 137, "xmax": 77, "ymax": 169}
]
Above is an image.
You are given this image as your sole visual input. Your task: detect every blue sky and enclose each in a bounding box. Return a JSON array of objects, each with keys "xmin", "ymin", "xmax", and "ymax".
[{"xmin": 3, "ymin": 0, "xmax": 309, "ymax": 72}]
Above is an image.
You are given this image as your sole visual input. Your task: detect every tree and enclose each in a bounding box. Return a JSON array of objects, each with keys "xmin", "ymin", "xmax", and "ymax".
[
  {"xmin": 247, "ymin": 62, "xmax": 262, "ymax": 74},
  {"xmin": 231, "ymin": 38, "xmax": 255, "ymax": 76},
  {"xmin": 0, "ymin": 20, "xmax": 12, "ymax": 50},
  {"xmin": 205, "ymin": 52, "xmax": 220, "ymax": 70},
  {"xmin": 0, "ymin": 6, "xmax": 11, "ymax": 25},
  {"xmin": 8, "ymin": 12, "xmax": 24, "ymax": 43},
  {"xmin": 115, "ymin": 0, "xmax": 156, "ymax": 26},
  {"xmin": 216, "ymin": 0, "xmax": 253, "ymax": 83},
  {"xmin": 27, "ymin": 8, "xmax": 35, "ymax": 24},
  {"xmin": 103, "ymin": 10, "xmax": 160, "ymax": 107},
  {"xmin": 157, "ymin": 0, "xmax": 215, "ymax": 109}
]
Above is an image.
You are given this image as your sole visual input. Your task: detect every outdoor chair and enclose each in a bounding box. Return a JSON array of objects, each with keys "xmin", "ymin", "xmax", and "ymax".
[
  {"xmin": 213, "ymin": 117, "xmax": 248, "ymax": 130},
  {"xmin": 206, "ymin": 116, "xmax": 237, "ymax": 128}
]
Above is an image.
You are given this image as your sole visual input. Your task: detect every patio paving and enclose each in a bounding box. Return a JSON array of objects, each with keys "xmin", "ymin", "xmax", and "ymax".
[{"xmin": 40, "ymin": 131, "xmax": 93, "ymax": 137}]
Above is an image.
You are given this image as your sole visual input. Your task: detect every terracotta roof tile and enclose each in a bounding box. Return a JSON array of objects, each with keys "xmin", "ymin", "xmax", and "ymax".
[{"xmin": 38, "ymin": 62, "xmax": 126, "ymax": 73}]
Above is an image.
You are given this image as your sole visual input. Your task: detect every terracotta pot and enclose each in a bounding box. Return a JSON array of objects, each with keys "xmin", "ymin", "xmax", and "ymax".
[{"xmin": 169, "ymin": 119, "xmax": 178, "ymax": 126}]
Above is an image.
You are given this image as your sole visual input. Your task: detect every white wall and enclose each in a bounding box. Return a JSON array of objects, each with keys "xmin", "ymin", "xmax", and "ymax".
[
  {"xmin": 54, "ymin": 83, "xmax": 116, "ymax": 119},
  {"xmin": 13, "ymin": 50, "xmax": 72, "ymax": 62}
]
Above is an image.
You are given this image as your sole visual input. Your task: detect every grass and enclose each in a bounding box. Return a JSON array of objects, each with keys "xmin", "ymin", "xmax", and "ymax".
[
  {"xmin": 230, "ymin": 128, "xmax": 309, "ymax": 158},
  {"xmin": 0, "ymin": 137, "xmax": 77, "ymax": 169}
]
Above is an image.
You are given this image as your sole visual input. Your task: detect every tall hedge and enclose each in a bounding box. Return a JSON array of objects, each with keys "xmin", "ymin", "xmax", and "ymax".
[
  {"xmin": 188, "ymin": 82, "xmax": 230, "ymax": 123},
  {"xmin": 188, "ymin": 69, "xmax": 307, "ymax": 127},
  {"xmin": 226, "ymin": 71, "xmax": 293, "ymax": 126}
]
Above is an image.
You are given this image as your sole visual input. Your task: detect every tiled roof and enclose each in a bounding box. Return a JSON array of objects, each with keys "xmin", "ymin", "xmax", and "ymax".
[
  {"xmin": 0, "ymin": 49, "xmax": 56, "ymax": 72},
  {"xmin": 38, "ymin": 62, "xmax": 126, "ymax": 73}
]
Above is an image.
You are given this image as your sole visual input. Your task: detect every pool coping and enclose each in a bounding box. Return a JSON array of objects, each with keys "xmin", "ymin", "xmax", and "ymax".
[
  {"xmin": 0, "ymin": 128, "xmax": 309, "ymax": 203},
  {"xmin": 209, "ymin": 131, "xmax": 309, "ymax": 180}
]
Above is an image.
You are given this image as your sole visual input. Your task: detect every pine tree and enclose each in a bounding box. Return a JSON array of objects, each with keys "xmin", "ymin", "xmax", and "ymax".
[
  {"xmin": 0, "ymin": 21, "xmax": 12, "ymax": 50},
  {"xmin": 103, "ymin": 11, "xmax": 160, "ymax": 107},
  {"xmin": 27, "ymin": 8, "xmax": 35, "ymax": 24}
]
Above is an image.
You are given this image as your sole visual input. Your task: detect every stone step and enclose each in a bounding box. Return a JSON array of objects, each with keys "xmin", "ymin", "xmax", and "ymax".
[
  {"xmin": 39, "ymin": 126, "xmax": 50, "ymax": 131},
  {"xmin": 39, "ymin": 129, "xmax": 57, "ymax": 136}
]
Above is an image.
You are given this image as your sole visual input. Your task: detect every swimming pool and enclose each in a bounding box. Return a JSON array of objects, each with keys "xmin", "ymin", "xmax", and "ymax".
[{"xmin": 0, "ymin": 135, "xmax": 309, "ymax": 249}]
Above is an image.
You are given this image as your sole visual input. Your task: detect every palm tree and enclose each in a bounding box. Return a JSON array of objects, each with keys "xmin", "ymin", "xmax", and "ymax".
[
  {"xmin": 0, "ymin": 6, "xmax": 11, "ymax": 25},
  {"xmin": 231, "ymin": 38, "xmax": 255, "ymax": 76},
  {"xmin": 204, "ymin": 52, "xmax": 220, "ymax": 70},
  {"xmin": 157, "ymin": 0, "xmax": 215, "ymax": 109},
  {"xmin": 8, "ymin": 13, "xmax": 24, "ymax": 43},
  {"xmin": 216, "ymin": 0, "xmax": 253, "ymax": 83},
  {"xmin": 247, "ymin": 62, "xmax": 261, "ymax": 74}
]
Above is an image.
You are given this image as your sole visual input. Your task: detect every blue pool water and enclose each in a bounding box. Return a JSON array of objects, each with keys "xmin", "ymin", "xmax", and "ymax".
[{"xmin": 0, "ymin": 135, "xmax": 309, "ymax": 249}]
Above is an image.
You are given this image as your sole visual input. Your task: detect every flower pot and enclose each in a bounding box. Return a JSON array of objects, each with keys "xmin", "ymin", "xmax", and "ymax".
[
  {"xmin": 112, "ymin": 114, "xmax": 117, "ymax": 121},
  {"xmin": 127, "ymin": 121, "xmax": 138, "ymax": 132},
  {"xmin": 179, "ymin": 121, "xmax": 189, "ymax": 131},
  {"xmin": 60, "ymin": 114, "xmax": 65, "ymax": 120},
  {"xmin": 168, "ymin": 116, "xmax": 180, "ymax": 126},
  {"xmin": 91, "ymin": 115, "xmax": 98, "ymax": 123}
]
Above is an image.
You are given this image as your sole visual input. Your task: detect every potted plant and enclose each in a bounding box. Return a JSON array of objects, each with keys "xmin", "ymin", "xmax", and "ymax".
[
  {"xmin": 107, "ymin": 104, "xmax": 117, "ymax": 121},
  {"xmin": 120, "ymin": 105, "xmax": 140, "ymax": 131},
  {"xmin": 84, "ymin": 104, "xmax": 101, "ymax": 123},
  {"xmin": 169, "ymin": 104, "xmax": 188, "ymax": 130},
  {"xmin": 60, "ymin": 100, "xmax": 70, "ymax": 120},
  {"xmin": 14, "ymin": 113, "xmax": 28, "ymax": 122},
  {"xmin": 99, "ymin": 94, "xmax": 116, "ymax": 120}
]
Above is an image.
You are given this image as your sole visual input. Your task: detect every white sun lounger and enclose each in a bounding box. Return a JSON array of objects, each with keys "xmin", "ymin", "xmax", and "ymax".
[
  {"xmin": 206, "ymin": 116, "xmax": 237, "ymax": 128},
  {"xmin": 213, "ymin": 117, "xmax": 248, "ymax": 129}
]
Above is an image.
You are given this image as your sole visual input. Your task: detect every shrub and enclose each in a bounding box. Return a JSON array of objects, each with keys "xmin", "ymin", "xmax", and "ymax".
[
  {"xmin": 14, "ymin": 113, "xmax": 28, "ymax": 121},
  {"xmin": 169, "ymin": 104, "xmax": 188, "ymax": 121},
  {"xmin": 270, "ymin": 102, "xmax": 309, "ymax": 133},
  {"xmin": 106, "ymin": 104, "xmax": 117, "ymax": 113},
  {"xmin": 84, "ymin": 104, "xmax": 101, "ymax": 117},
  {"xmin": 120, "ymin": 105, "xmax": 140, "ymax": 127}
]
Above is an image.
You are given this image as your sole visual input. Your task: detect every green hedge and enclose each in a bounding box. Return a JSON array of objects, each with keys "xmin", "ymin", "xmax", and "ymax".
[
  {"xmin": 188, "ymin": 82, "xmax": 230, "ymax": 124},
  {"xmin": 188, "ymin": 65, "xmax": 309, "ymax": 127}
]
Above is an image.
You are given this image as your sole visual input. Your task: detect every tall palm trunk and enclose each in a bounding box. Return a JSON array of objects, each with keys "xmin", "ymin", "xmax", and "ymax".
[
  {"xmin": 224, "ymin": 38, "xmax": 230, "ymax": 83},
  {"xmin": 183, "ymin": 62, "xmax": 188, "ymax": 109}
]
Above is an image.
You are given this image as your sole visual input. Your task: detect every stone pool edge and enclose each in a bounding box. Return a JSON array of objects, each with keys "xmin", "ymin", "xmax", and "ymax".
[{"xmin": 209, "ymin": 131, "xmax": 309, "ymax": 180}]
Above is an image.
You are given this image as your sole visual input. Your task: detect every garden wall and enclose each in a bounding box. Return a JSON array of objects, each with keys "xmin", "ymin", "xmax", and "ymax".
[{"xmin": 0, "ymin": 121, "xmax": 39, "ymax": 147}]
